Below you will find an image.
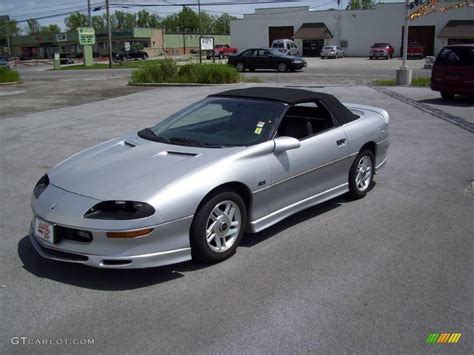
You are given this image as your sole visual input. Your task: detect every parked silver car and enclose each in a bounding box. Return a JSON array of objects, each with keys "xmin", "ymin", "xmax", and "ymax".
[
  {"xmin": 321, "ymin": 46, "xmax": 344, "ymax": 59},
  {"xmin": 29, "ymin": 87, "xmax": 390, "ymax": 269}
]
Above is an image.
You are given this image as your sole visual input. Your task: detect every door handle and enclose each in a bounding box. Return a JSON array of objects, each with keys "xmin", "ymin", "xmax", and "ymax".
[{"xmin": 336, "ymin": 138, "xmax": 347, "ymax": 146}]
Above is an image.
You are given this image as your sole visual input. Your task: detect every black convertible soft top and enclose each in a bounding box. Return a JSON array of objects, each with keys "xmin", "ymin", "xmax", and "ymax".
[{"xmin": 210, "ymin": 87, "xmax": 359, "ymax": 124}]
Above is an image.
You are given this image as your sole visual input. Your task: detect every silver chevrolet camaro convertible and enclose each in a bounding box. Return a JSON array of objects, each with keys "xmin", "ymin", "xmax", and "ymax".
[{"xmin": 30, "ymin": 87, "xmax": 390, "ymax": 269}]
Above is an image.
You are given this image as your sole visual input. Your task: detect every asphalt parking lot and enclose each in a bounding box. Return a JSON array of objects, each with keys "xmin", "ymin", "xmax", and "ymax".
[
  {"xmin": 1, "ymin": 67, "xmax": 473, "ymax": 353},
  {"xmin": 0, "ymin": 57, "xmax": 430, "ymax": 119}
]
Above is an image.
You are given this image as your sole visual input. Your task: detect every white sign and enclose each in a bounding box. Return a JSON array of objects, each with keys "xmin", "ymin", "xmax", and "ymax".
[
  {"xmin": 56, "ymin": 33, "xmax": 67, "ymax": 42},
  {"xmin": 200, "ymin": 37, "xmax": 214, "ymax": 51},
  {"xmin": 124, "ymin": 42, "xmax": 131, "ymax": 51},
  {"xmin": 54, "ymin": 53, "xmax": 60, "ymax": 60}
]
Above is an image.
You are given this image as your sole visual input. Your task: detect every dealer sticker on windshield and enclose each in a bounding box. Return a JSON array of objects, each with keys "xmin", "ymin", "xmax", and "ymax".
[
  {"xmin": 254, "ymin": 127, "xmax": 262, "ymax": 134},
  {"xmin": 34, "ymin": 217, "xmax": 54, "ymax": 243}
]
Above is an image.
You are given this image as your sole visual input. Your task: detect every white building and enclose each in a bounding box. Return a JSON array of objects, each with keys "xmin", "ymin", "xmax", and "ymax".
[{"xmin": 230, "ymin": 3, "xmax": 474, "ymax": 57}]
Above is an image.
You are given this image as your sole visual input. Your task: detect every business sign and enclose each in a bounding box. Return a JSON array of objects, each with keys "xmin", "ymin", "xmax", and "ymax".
[
  {"xmin": 124, "ymin": 41, "xmax": 131, "ymax": 51},
  {"xmin": 56, "ymin": 33, "xmax": 67, "ymax": 42},
  {"xmin": 78, "ymin": 27, "xmax": 95, "ymax": 45},
  {"xmin": 200, "ymin": 37, "xmax": 214, "ymax": 51}
]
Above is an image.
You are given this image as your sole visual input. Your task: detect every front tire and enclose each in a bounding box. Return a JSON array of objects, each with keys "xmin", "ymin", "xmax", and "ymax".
[
  {"xmin": 348, "ymin": 150, "xmax": 375, "ymax": 199},
  {"xmin": 441, "ymin": 92, "xmax": 455, "ymax": 100},
  {"xmin": 191, "ymin": 191, "xmax": 247, "ymax": 263}
]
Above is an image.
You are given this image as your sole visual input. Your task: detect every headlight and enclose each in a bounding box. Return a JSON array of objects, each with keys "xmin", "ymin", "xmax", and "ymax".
[
  {"xmin": 84, "ymin": 200, "xmax": 155, "ymax": 220},
  {"xmin": 33, "ymin": 174, "xmax": 49, "ymax": 199},
  {"xmin": 292, "ymin": 60, "xmax": 302, "ymax": 64}
]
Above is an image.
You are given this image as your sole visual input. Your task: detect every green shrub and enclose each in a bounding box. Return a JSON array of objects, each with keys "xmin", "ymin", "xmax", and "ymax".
[
  {"xmin": 131, "ymin": 58, "xmax": 178, "ymax": 83},
  {"xmin": 130, "ymin": 60, "xmax": 241, "ymax": 84},
  {"xmin": 411, "ymin": 76, "xmax": 430, "ymax": 87},
  {"xmin": 0, "ymin": 67, "xmax": 20, "ymax": 83},
  {"xmin": 371, "ymin": 78, "xmax": 396, "ymax": 86}
]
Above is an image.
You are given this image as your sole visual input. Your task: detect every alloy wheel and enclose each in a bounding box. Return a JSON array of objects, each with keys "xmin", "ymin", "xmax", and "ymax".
[{"xmin": 205, "ymin": 200, "xmax": 241, "ymax": 253}]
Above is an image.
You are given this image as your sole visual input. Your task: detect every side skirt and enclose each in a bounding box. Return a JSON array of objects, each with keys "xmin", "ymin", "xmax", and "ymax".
[{"xmin": 247, "ymin": 183, "xmax": 349, "ymax": 233}]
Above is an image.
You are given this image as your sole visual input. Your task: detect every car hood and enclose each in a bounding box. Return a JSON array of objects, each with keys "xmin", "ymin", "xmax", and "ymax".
[
  {"xmin": 48, "ymin": 133, "xmax": 244, "ymax": 202},
  {"xmin": 279, "ymin": 54, "xmax": 304, "ymax": 61}
]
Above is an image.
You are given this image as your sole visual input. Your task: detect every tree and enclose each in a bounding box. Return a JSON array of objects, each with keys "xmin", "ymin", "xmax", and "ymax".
[
  {"xmin": 0, "ymin": 18, "xmax": 21, "ymax": 39},
  {"xmin": 64, "ymin": 12, "xmax": 88, "ymax": 32},
  {"xmin": 213, "ymin": 13, "xmax": 237, "ymax": 34},
  {"xmin": 136, "ymin": 9, "xmax": 161, "ymax": 28},
  {"xmin": 39, "ymin": 24, "xmax": 61, "ymax": 35},
  {"xmin": 25, "ymin": 19, "xmax": 41, "ymax": 35},
  {"xmin": 114, "ymin": 11, "xmax": 136, "ymax": 31},
  {"xmin": 346, "ymin": 0, "xmax": 375, "ymax": 10}
]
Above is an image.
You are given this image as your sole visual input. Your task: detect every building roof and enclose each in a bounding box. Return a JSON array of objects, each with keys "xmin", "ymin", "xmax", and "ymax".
[
  {"xmin": 292, "ymin": 23, "xmax": 333, "ymax": 40},
  {"xmin": 210, "ymin": 87, "xmax": 358, "ymax": 124},
  {"xmin": 437, "ymin": 20, "xmax": 474, "ymax": 39}
]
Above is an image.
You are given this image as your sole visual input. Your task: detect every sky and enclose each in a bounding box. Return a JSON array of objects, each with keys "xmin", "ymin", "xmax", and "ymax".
[{"xmin": 0, "ymin": 0, "xmax": 364, "ymax": 31}]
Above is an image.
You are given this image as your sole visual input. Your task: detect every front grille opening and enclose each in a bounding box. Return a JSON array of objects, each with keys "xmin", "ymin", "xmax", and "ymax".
[
  {"xmin": 55, "ymin": 226, "xmax": 93, "ymax": 243},
  {"xmin": 102, "ymin": 259, "xmax": 132, "ymax": 266},
  {"xmin": 37, "ymin": 243, "xmax": 88, "ymax": 261}
]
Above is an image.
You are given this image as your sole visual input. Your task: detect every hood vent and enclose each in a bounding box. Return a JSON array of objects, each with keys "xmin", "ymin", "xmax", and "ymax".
[
  {"xmin": 120, "ymin": 140, "xmax": 136, "ymax": 148},
  {"xmin": 157, "ymin": 150, "xmax": 198, "ymax": 157}
]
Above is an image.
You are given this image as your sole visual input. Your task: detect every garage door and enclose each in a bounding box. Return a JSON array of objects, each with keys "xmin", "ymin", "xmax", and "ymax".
[
  {"xmin": 269, "ymin": 26, "xmax": 294, "ymax": 46},
  {"xmin": 401, "ymin": 26, "xmax": 435, "ymax": 56}
]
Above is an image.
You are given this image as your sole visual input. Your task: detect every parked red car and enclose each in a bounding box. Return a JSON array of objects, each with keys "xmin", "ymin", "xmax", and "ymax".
[
  {"xmin": 407, "ymin": 41, "xmax": 426, "ymax": 59},
  {"xmin": 431, "ymin": 44, "xmax": 474, "ymax": 99},
  {"xmin": 206, "ymin": 44, "xmax": 238, "ymax": 59},
  {"xmin": 369, "ymin": 43, "xmax": 394, "ymax": 60}
]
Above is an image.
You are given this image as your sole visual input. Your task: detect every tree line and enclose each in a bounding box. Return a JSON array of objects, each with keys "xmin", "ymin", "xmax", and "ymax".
[{"xmin": 2, "ymin": 8, "xmax": 237, "ymax": 37}]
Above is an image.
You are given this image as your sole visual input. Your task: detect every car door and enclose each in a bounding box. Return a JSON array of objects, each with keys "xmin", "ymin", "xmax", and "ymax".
[
  {"xmin": 241, "ymin": 49, "xmax": 258, "ymax": 69},
  {"xmin": 255, "ymin": 49, "xmax": 273, "ymax": 69},
  {"xmin": 266, "ymin": 102, "xmax": 350, "ymax": 213}
]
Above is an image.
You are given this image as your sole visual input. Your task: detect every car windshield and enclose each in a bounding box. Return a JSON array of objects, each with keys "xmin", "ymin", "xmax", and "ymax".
[
  {"xmin": 323, "ymin": 46, "xmax": 335, "ymax": 50},
  {"xmin": 138, "ymin": 97, "xmax": 287, "ymax": 147},
  {"xmin": 436, "ymin": 46, "xmax": 474, "ymax": 66},
  {"xmin": 373, "ymin": 43, "xmax": 388, "ymax": 48}
]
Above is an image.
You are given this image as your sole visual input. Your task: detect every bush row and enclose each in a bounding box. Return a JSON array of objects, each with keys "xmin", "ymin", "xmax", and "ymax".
[
  {"xmin": 0, "ymin": 67, "xmax": 21, "ymax": 83},
  {"xmin": 130, "ymin": 59, "xmax": 241, "ymax": 84}
]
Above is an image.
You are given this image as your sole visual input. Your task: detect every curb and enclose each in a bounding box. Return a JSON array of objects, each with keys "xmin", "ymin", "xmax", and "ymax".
[
  {"xmin": 128, "ymin": 82, "xmax": 240, "ymax": 87},
  {"xmin": 0, "ymin": 81, "xmax": 22, "ymax": 86}
]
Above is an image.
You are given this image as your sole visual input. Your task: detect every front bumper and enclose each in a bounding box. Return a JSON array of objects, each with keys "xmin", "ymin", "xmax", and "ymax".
[
  {"xmin": 321, "ymin": 52, "xmax": 337, "ymax": 57},
  {"xmin": 29, "ymin": 214, "xmax": 194, "ymax": 269}
]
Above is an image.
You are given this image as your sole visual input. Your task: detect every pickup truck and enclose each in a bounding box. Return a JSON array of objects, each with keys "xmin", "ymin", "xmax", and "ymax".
[
  {"xmin": 407, "ymin": 42, "xmax": 426, "ymax": 59},
  {"xmin": 206, "ymin": 44, "xmax": 238, "ymax": 59},
  {"xmin": 113, "ymin": 49, "xmax": 148, "ymax": 62}
]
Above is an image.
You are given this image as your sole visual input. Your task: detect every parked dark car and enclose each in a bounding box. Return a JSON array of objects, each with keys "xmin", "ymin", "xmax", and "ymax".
[
  {"xmin": 369, "ymin": 43, "xmax": 394, "ymax": 60},
  {"xmin": 431, "ymin": 44, "xmax": 474, "ymax": 99},
  {"xmin": 59, "ymin": 53, "xmax": 74, "ymax": 65},
  {"xmin": 0, "ymin": 56, "xmax": 9, "ymax": 67},
  {"xmin": 228, "ymin": 48, "xmax": 306, "ymax": 72},
  {"xmin": 113, "ymin": 49, "xmax": 148, "ymax": 61}
]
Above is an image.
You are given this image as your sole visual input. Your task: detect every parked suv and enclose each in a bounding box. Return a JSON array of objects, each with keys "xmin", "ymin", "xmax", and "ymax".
[
  {"xmin": 431, "ymin": 44, "xmax": 474, "ymax": 99},
  {"xmin": 113, "ymin": 48, "xmax": 148, "ymax": 62},
  {"xmin": 369, "ymin": 43, "xmax": 394, "ymax": 60},
  {"xmin": 271, "ymin": 39, "xmax": 300, "ymax": 56}
]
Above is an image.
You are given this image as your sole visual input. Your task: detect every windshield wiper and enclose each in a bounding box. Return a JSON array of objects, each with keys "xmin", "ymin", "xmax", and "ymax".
[
  {"xmin": 138, "ymin": 128, "xmax": 172, "ymax": 143},
  {"xmin": 168, "ymin": 137, "xmax": 224, "ymax": 148}
]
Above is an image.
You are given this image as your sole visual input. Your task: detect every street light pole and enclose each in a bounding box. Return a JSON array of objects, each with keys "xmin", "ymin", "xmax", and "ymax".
[
  {"xmin": 396, "ymin": 0, "xmax": 412, "ymax": 85},
  {"xmin": 87, "ymin": 0, "xmax": 92, "ymax": 26},
  {"xmin": 198, "ymin": 0, "xmax": 202, "ymax": 63},
  {"xmin": 106, "ymin": 0, "xmax": 113, "ymax": 68}
]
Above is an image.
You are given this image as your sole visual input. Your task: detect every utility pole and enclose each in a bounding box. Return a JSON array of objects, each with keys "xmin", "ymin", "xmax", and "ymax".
[
  {"xmin": 337, "ymin": 0, "xmax": 342, "ymax": 46},
  {"xmin": 396, "ymin": 0, "xmax": 412, "ymax": 85},
  {"xmin": 198, "ymin": 0, "xmax": 202, "ymax": 63},
  {"xmin": 106, "ymin": 0, "xmax": 113, "ymax": 68},
  {"xmin": 87, "ymin": 0, "xmax": 92, "ymax": 26}
]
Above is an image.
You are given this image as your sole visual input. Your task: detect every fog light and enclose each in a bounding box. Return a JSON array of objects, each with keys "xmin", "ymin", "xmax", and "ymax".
[{"xmin": 106, "ymin": 228, "xmax": 153, "ymax": 239}]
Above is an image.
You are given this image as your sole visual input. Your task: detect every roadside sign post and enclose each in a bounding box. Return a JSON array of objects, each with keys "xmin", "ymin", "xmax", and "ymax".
[
  {"xmin": 200, "ymin": 37, "xmax": 214, "ymax": 64},
  {"xmin": 124, "ymin": 41, "xmax": 130, "ymax": 60},
  {"xmin": 53, "ymin": 52, "xmax": 60, "ymax": 70},
  {"xmin": 78, "ymin": 27, "xmax": 96, "ymax": 67}
]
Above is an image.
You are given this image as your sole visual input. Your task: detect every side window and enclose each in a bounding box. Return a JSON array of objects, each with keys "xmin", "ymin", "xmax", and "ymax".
[
  {"xmin": 278, "ymin": 43, "xmax": 284, "ymax": 49},
  {"xmin": 257, "ymin": 49, "xmax": 270, "ymax": 57},
  {"xmin": 277, "ymin": 102, "xmax": 335, "ymax": 140},
  {"xmin": 242, "ymin": 49, "xmax": 255, "ymax": 56}
]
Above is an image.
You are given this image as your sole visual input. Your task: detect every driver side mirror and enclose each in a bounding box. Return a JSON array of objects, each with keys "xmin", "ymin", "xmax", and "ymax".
[{"xmin": 273, "ymin": 136, "xmax": 301, "ymax": 153}]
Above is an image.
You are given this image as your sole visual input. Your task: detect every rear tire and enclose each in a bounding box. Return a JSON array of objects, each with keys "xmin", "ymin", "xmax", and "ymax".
[
  {"xmin": 348, "ymin": 150, "xmax": 375, "ymax": 199},
  {"xmin": 441, "ymin": 92, "xmax": 455, "ymax": 100},
  {"xmin": 277, "ymin": 62, "xmax": 287, "ymax": 72},
  {"xmin": 191, "ymin": 191, "xmax": 247, "ymax": 263},
  {"xmin": 235, "ymin": 62, "xmax": 245, "ymax": 72}
]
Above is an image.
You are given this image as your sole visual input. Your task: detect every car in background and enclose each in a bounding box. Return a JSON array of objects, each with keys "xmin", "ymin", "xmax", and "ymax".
[
  {"xmin": 0, "ymin": 56, "xmax": 9, "ymax": 67},
  {"xmin": 369, "ymin": 43, "xmax": 394, "ymax": 60},
  {"xmin": 206, "ymin": 44, "xmax": 238, "ymax": 59},
  {"xmin": 407, "ymin": 41, "xmax": 426, "ymax": 59},
  {"xmin": 321, "ymin": 45, "xmax": 344, "ymax": 59},
  {"xmin": 59, "ymin": 53, "xmax": 74, "ymax": 65},
  {"xmin": 228, "ymin": 48, "xmax": 306, "ymax": 72},
  {"xmin": 113, "ymin": 48, "xmax": 148, "ymax": 62},
  {"xmin": 431, "ymin": 44, "xmax": 474, "ymax": 99},
  {"xmin": 271, "ymin": 39, "xmax": 300, "ymax": 56}
]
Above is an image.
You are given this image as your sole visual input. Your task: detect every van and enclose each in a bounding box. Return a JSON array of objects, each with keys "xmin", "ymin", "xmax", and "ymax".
[
  {"xmin": 271, "ymin": 39, "xmax": 300, "ymax": 56},
  {"xmin": 431, "ymin": 45, "xmax": 474, "ymax": 99}
]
